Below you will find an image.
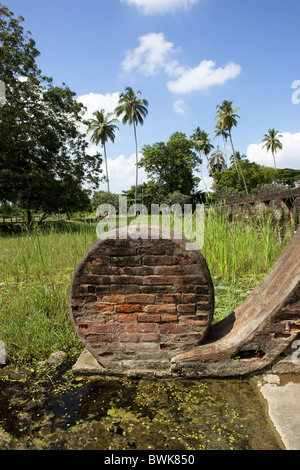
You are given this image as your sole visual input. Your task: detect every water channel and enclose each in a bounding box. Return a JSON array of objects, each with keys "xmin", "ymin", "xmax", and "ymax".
[{"xmin": 0, "ymin": 360, "xmax": 284, "ymax": 451}]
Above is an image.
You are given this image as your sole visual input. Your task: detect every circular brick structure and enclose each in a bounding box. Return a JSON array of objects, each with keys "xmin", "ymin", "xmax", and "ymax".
[{"xmin": 69, "ymin": 226, "xmax": 214, "ymax": 374}]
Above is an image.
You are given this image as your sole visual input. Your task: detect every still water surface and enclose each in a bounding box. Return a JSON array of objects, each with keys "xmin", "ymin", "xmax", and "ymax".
[{"xmin": 0, "ymin": 363, "xmax": 283, "ymax": 450}]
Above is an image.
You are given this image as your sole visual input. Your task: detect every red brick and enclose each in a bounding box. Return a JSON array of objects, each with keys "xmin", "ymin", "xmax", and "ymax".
[
  {"xmin": 196, "ymin": 311, "xmax": 210, "ymax": 318},
  {"xmin": 84, "ymin": 332, "xmax": 117, "ymax": 344},
  {"xmin": 153, "ymin": 266, "xmax": 189, "ymax": 276},
  {"xmin": 142, "ymin": 275, "xmax": 179, "ymax": 286},
  {"xmin": 172, "ymin": 333, "xmax": 200, "ymax": 343},
  {"xmin": 90, "ymin": 323, "xmax": 122, "ymax": 334},
  {"xmin": 125, "ymin": 294, "xmax": 156, "ymax": 304},
  {"xmin": 182, "ymin": 294, "xmax": 198, "ymax": 303},
  {"xmin": 119, "ymin": 332, "xmax": 140, "ymax": 343},
  {"xmin": 110, "ymin": 275, "xmax": 144, "ymax": 285},
  {"xmin": 86, "ymin": 257, "xmax": 110, "ymax": 266},
  {"xmin": 86, "ymin": 303, "xmax": 115, "ymax": 314},
  {"xmin": 108, "ymin": 247, "xmax": 137, "ymax": 256},
  {"xmin": 159, "ymin": 323, "xmax": 189, "ymax": 334},
  {"xmin": 78, "ymin": 323, "xmax": 90, "ymax": 332},
  {"xmin": 156, "ymin": 293, "xmax": 181, "ymax": 304},
  {"xmin": 87, "ymin": 333, "xmax": 114, "ymax": 343},
  {"xmin": 78, "ymin": 275, "xmax": 111, "ymax": 285},
  {"xmin": 126, "ymin": 323, "xmax": 158, "ymax": 333},
  {"xmin": 111, "ymin": 285, "xmax": 140, "ymax": 294},
  {"xmin": 139, "ymin": 333, "xmax": 161, "ymax": 342},
  {"xmin": 112, "ymin": 255, "xmax": 141, "ymax": 267},
  {"xmin": 196, "ymin": 301, "xmax": 211, "ymax": 311},
  {"xmin": 146, "ymin": 304, "xmax": 176, "ymax": 314},
  {"xmin": 95, "ymin": 286, "xmax": 111, "ymax": 296},
  {"xmin": 177, "ymin": 304, "xmax": 196, "ymax": 315},
  {"xmin": 89, "ymin": 266, "xmax": 118, "ymax": 275},
  {"xmin": 193, "ymin": 316, "xmax": 210, "ymax": 325},
  {"xmin": 143, "ymin": 255, "xmax": 177, "ymax": 266},
  {"xmin": 120, "ymin": 266, "xmax": 154, "ymax": 276},
  {"xmin": 116, "ymin": 304, "xmax": 144, "ymax": 313},
  {"xmin": 176, "ymin": 256, "xmax": 195, "ymax": 265},
  {"xmin": 138, "ymin": 314, "xmax": 160, "ymax": 323},
  {"xmin": 140, "ymin": 285, "xmax": 175, "ymax": 294},
  {"xmin": 101, "ymin": 295, "xmax": 125, "ymax": 304},
  {"xmin": 117, "ymin": 314, "xmax": 138, "ymax": 323},
  {"xmin": 179, "ymin": 316, "xmax": 208, "ymax": 328},
  {"xmin": 160, "ymin": 314, "xmax": 178, "ymax": 323},
  {"xmin": 71, "ymin": 297, "xmax": 86, "ymax": 306}
]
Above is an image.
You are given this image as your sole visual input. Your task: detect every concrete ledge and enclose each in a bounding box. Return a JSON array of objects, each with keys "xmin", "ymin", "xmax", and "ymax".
[{"xmin": 255, "ymin": 372, "xmax": 300, "ymax": 450}]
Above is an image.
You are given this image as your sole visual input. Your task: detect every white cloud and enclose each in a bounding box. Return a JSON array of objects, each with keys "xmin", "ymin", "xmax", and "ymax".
[
  {"xmin": 167, "ymin": 60, "xmax": 242, "ymax": 94},
  {"xmin": 173, "ymin": 99, "xmax": 186, "ymax": 114},
  {"xmin": 77, "ymin": 92, "xmax": 120, "ymax": 120},
  {"xmin": 86, "ymin": 146, "xmax": 148, "ymax": 194},
  {"xmin": 121, "ymin": 34, "xmax": 241, "ymax": 94},
  {"xmin": 76, "ymin": 91, "xmax": 121, "ymax": 139},
  {"xmin": 122, "ymin": 33, "xmax": 181, "ymax": 76},
  {"xmin": 247, "ymin": 132, "xmax": 300, "ymax": 169},
  {"xmin": 120, "ymin": 0, "xmax": 201, "ymax": 15}
]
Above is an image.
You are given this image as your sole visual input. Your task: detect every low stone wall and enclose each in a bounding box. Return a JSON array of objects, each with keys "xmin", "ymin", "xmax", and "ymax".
[{"xmin": 209, "ymin": 186, "xmax": 300, "ymax": 224}]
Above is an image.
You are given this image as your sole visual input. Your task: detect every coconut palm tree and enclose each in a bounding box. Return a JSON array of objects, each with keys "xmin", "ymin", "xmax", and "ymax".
[
  {"xmin": 201, "ymin": 132, "xmax": 214, "ymax": 175},
  {"xmin": 190, "ymin": 127, "xmax": 209, "ymax": 192},
  {"xmin": 261, "ymin": 128, "xmax": 283, "ymax": 169},
  {"xmin": 209, "ymin": 145, "xmax": 226, "ymax": 174},
  {"xmin": 215, "ymin": 100, "xmax": 249, "ymax": 195},
  {"xmin": 114, "ymin": 87, "xmax": 148, "ymax": 207},
  {"xmin": 86, "ymin": 109, "xmax": 119, "ymax": 193},
  {"xmin": 215, "ymin": 123, "xmax": 229, "ymax": 169}
]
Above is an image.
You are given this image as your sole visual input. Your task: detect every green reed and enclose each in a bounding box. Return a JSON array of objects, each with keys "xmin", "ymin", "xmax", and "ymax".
[{"xmin": 0, "ymin": 212, "xmax": 296, "ymax": 365}]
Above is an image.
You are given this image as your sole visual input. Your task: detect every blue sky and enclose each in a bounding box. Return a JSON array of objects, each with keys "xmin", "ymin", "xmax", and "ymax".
[{"xmin": 6, "ymin": 0, "xmax": 300, "ymax": 193}]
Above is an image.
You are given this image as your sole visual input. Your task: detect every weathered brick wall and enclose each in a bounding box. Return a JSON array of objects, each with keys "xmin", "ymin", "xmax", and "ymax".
[
  {"xmin": 69, "ymin": 227, "xmax": 214, "ymax": 372},
  {"xmin": 209, "ymin": 187, "xmax": 300, "ymax": 225}
]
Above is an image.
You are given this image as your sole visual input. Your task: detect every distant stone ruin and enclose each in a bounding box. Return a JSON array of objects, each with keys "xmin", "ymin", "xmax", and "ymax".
[{"xmin": 217, "ymin": 186, "xmax": 300, "ymax": 225}]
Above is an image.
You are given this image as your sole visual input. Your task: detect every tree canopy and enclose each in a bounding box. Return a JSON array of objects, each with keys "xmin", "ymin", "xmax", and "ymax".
[
  {"xmin": 0, "ymin": 5, "xmax": 102, "ymax": 223},
  {"xmin": 139, "ymin": 132, "xmax": 199, "ymax": 198},
  {"xmin": 213, "ymin": 154, "xmax": 300, "ymax": 194}
]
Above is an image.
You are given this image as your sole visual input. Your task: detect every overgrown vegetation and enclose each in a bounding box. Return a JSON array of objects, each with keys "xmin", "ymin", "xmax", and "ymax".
[{"xmin": 0, "ymin": 211, "xmax": 295, "ymax": 366}]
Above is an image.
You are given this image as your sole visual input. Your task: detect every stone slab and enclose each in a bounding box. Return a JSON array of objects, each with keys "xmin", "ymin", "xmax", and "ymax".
[
  {"xmin": 255, "ymin": 373, "xmax": 300, "ymax": 450},
  {"xmin": 72, "ymin": 348, "xmax": 105, "ymax": 375}
]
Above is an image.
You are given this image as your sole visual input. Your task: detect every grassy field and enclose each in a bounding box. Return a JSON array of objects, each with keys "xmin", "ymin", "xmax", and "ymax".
[{"xmin": 0, "ymin": 211, "xmax": 296, "ymax": 366}]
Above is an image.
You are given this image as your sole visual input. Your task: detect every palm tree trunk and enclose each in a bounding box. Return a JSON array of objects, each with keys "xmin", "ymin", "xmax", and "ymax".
[
  {"xmin": 103, "ymin": 144, "xmax": 110, "ymax": 193},
  {"xmin": 229, "ymin": 133, "xmax": 249, "ymax": 196},
  {"xmin": 133, "ymin": 120, "xmax": 138, "ymax": 209},
  {"xmin": 199, "ymin": 151, "xmax": 209, "ymax": 193},
  {"xmin": 272, "ymin": 150, "xmax": 277, "ymax": 169},
  {"xmin": 223, "ymin": 135, "xmax": 228, "ymax": 169},
  {"xmin": 206, "ymin": 154, "xmax": 213, "ymax": 175}
]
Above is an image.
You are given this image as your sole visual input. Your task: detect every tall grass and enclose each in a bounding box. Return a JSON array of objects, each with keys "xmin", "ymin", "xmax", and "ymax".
[
  {"xmin": 202, "ymin": 207, "xmax": 294, "ymax": 280},
  {"xmin": 202, "ymin": 207, "xmax": 295, "ymax": 321},
  {"xmin": 0, "ymin": 222, "xmax": 97, "ymax": 365},
  {"xmin": 0, "ymin": 213, "xmax": 296, "ymax": 365}
]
